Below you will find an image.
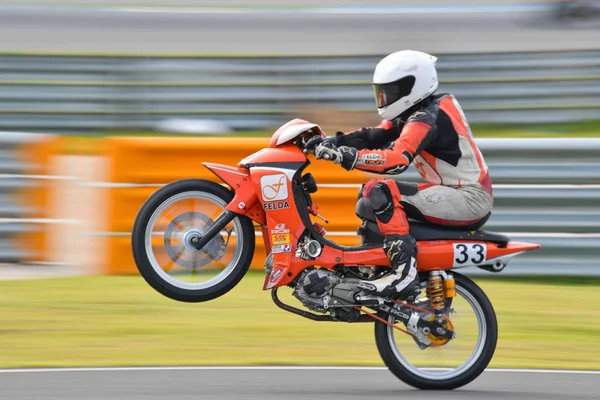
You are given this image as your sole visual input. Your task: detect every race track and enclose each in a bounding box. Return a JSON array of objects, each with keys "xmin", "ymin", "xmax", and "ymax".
[
  {"xmin": 1, "ymin": 367, "xmax": 598, "ymax": 400},
  {"xmin": 0, "ymin": 6, "xmax": 598, "ymax": 54}
]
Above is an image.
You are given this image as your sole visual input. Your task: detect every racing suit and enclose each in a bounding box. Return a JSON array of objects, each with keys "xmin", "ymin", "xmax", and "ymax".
[{"xmin": 325, "ymin": 93, "xmax": 493, "ymax": 298}]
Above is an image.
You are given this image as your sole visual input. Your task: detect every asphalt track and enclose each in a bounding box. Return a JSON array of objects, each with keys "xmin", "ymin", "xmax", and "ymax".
[
  {"xmin": 1, "ymin": 367, "xmax": 599, "ymax": 400},
  {"xmin": 0, "ymin": 6, "xmax": 598, "ymax": 54}
]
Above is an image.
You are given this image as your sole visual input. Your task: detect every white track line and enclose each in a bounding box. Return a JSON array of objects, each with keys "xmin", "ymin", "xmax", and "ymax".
[{"xmin": 0, "ymin": 366, "xmax": 598, "ymax": 374}]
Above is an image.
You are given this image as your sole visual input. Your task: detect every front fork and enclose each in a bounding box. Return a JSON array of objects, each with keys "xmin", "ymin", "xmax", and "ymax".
[{"xmin": 189, "ymin": 211, "xmax": 236, "ymax": 251}]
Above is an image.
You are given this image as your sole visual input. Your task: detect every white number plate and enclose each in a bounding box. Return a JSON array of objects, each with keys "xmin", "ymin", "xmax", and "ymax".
[{"xmin": 453, "ymin": 243, "xmax": 487, "ymax": 267}]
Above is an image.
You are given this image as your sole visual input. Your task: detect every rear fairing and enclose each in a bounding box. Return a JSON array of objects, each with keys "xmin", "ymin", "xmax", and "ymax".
[{"xmin": 416, "ymin": 240, "xmax": 540, "ymax": 271}]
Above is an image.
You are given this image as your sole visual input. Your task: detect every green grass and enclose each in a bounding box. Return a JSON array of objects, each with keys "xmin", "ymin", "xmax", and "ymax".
[{"xmin": 0, "ymin": 273, "xmax": 599, "ymax": 369}]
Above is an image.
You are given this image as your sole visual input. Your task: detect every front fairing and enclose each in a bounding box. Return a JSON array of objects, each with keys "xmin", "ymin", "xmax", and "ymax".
[
  {"xmin": 238, "ymin": 144, "xmax": 307, "ymax": 168},
  {"xmin": 237, "ymin": 145, "xmax": 310, "ymax": 289}
]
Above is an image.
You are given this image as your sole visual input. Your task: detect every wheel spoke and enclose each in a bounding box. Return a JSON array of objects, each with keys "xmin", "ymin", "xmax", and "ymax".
[{"xmin": 163, "ymin": 247, "xmax": 185, "ymax": 272}]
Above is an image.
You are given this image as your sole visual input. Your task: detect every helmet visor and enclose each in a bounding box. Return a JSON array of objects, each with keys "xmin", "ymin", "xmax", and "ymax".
[{"xmin": 373, "ymin": 75, "xmax": 416, "ymax": 108}]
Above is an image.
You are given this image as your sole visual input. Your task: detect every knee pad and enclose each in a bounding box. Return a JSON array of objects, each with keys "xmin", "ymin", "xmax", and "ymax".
[{"xmin": 370, "ymin": 182, "xmax": 394, "ymax": 223}]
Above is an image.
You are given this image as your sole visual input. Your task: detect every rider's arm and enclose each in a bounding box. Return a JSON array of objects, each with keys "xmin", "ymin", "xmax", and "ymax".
[
  {"xmin": 333, "ymin": 120, "xmax": 401, "ymax": 150},
  {"xmin": 353, "ymin": 104, "xmax": 439, "ymax": 174}
]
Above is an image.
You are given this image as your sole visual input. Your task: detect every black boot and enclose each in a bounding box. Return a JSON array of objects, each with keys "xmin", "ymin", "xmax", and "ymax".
[{"xmin": 358, "ymin": 234, "xmax": 421, "ymax": 301}]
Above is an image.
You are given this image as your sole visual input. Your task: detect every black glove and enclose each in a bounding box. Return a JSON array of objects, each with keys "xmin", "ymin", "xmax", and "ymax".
[
  {"xmin": 304, "ymin": 136, "xmax": 323, "ymax": 153},
  {"xmin": 304, "ymin": 135, "xmax": 341, "ymax": 153},
  {"xmin": 315, "ymin": 142, "xmax": 358, "ymax": 171}
]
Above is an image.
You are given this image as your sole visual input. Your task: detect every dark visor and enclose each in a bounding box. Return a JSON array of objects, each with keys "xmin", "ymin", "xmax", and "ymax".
[{"xmin": 373, "ymin": 75, "xmax": 416, "ymax": 108}]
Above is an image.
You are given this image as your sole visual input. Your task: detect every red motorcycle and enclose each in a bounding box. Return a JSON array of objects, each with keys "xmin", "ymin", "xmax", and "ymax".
[{"xmin": 131, "ymin": 119, "xmax": 540, "ymax": 390}]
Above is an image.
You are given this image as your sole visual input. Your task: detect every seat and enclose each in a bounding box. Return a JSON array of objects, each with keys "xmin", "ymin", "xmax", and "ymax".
[
  {"xmin": 355, "ymin": 198, "xmax": 508, "ymax": 244},
  {"xmin": 409, "ymin": 222, "xmax": 509, "ymax": 244}
]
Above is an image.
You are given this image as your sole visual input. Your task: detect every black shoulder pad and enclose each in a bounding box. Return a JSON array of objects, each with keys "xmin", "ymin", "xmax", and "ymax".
[{"xmin": 406, "ymin": 97, "xmax": 440, "ymax": 125}]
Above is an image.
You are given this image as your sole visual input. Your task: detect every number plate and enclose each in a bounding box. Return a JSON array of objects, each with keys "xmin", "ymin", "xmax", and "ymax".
[{"xmin": 453, "ymin": 243, "xmax": 487, "ymax": 267}]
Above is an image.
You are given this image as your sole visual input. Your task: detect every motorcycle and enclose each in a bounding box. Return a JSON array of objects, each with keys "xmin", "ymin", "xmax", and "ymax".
[{"xmin": 131, "ymin": 119, "xmax": 541, "ymax": 390}]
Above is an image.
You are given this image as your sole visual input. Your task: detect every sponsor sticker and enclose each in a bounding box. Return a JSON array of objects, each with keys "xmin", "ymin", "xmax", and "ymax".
[
  {"xmin": 268, "ymin": 267, "xmax": 285, "ymax": 286},
  {"xmin": 272, "ymin": 244, "xmax": 292, "ymax": 254},
  {"xmin": 271, "ymin": 234, "xmax": 290, "ymax": 245},
  {"xmin": 271, "ymin": 223, "xmax": 290, "ymax": 234},
  {"xmin": 263, "ymin": 201, "xmax": 290, "ymax": 211},
  {"xmin": 358, "ymin": 153, "xmax": 385, "ymax": 166},
  {"xmin": 260, "ymin": 174, "xmax": 288, "ymax": 202}
]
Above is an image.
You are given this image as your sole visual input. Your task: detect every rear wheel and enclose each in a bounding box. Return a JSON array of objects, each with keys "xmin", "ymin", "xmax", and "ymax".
[
  {"xmin": 131, "ymin": 179, "xmax": 255, "ymax": 302},
  {"xmin": 374, "ymin": 273, "xmax": 497, "ymax": 390}
]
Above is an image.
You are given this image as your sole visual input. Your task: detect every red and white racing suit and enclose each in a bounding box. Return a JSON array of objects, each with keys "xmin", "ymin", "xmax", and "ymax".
[{"xmin": 335, "ymin": 93, "xmax": 493, "ymax": 236}]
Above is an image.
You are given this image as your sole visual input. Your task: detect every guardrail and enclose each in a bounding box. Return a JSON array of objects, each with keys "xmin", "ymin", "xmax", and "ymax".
[
  {"xmin": 0, "ymin": 50, "xmax": 598, "ymax": 132},
  {"xmin": 0, "ymin": 132, "xmax": 52, "ymax": 263},
  {"xmin": 1, "ymin": 135, "xmax": 598, "ymax": 276}
]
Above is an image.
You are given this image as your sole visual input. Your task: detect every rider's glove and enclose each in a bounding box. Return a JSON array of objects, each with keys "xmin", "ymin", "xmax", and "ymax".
[
  {"xmin": 315, "ymin": 142, "xmax": 358, "ymax": 171},
  {"xmin": 304, "ymin": 136, "xmax": 323, "ymax": 153},
  {"xmin": 304, "ymin": 135, "xmax": 339, "ymax": 153}
]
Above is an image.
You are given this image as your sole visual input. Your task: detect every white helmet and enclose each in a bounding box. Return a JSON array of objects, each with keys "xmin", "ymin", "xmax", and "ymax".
[{"xmin": 373, "ymin": 50, "xmax": 439, "ymax": 121}]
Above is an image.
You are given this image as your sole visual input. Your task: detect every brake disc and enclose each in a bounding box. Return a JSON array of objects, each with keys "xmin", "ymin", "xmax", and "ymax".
[{"xmin": 163, "ymin": 211, "xmax": 228, "ymax": 268}]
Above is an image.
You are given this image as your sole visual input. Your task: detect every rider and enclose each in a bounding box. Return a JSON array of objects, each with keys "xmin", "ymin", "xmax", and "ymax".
[{"xmin": 307, "ymin": 50, "xmax": 493, "ymax": 301}]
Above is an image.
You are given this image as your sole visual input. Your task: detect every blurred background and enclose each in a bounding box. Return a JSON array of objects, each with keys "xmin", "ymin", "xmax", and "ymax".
[{"xmin": 0, "ymin": 0, "xmax": 599, "ymax": 376}]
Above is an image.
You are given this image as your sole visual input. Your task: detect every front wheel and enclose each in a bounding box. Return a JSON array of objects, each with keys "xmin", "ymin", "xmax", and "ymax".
[
  {"xmin": 131, "ymin": 179, "xmax": 255, "ymax": 302},
  {"xmin": 374, "ymin": 273, "xmax": 497, "ymax": 390}
]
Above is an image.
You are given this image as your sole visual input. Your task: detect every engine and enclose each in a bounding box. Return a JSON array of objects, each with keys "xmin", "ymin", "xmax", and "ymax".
[
  {"xmin": 293, "ymin": 269, "xmax": 339, "ymax": 312},
  {"xmin": 292, "ymin": 269, "xmax": 361, "ymax": 322}
]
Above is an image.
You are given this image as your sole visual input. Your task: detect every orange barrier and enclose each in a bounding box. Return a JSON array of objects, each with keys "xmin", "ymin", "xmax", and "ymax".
[
  {"xmin": 105, "ymin": 137, "xmax": 376, "ymax": 275},
  {"xmin": 106, "ymin": 137, "xmax": 371, "ymax": 184},
  {"xmin": 17, "ymin": 135, "xmax": 59, "ymax": 261}
]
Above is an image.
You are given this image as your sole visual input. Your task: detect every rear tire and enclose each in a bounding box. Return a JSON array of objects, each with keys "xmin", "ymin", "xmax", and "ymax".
[
  {"xmin": 131, "ymin": 179, "xmax": 255, "ymax": 303},
  {"xmin": 374, "ymin": 273, "xmax": 497, "ymax": 390}
]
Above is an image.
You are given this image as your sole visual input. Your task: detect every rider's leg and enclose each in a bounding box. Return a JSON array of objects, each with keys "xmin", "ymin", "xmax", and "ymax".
[
  {"xmin": 357, "ymin": 178, "xmax": 420, "ymax": 301},
  {"xmin": 401, "ymin": 183, "xmax": 493, "ymax": 227}
]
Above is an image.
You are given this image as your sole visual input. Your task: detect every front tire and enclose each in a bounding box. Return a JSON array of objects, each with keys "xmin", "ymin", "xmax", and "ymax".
[
  {"xmin": 374, "ymin": 273, "xmax": 497, "ymax": 390},
  {"xmin": 131, "ymin": 179, "xmax": 255, "ymax": 303}
]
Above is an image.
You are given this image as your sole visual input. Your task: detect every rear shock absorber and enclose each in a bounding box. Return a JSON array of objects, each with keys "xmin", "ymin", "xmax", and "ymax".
[{"xmin": 427, "ymin": 271, "xmax": 445, "ymax": 313}]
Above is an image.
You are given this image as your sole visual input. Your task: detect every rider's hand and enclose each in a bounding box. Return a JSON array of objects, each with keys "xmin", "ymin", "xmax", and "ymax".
[
  {"xmin": 304, "ymin": 136, "xmax": 323, "ymax": 153},
  {"xmin": 315, "ymin": 142, "xmax": 358, "ymax": 171},
  {"xmin": 304, "ymin": 135, "xmax": 340, "ymax": 153}
]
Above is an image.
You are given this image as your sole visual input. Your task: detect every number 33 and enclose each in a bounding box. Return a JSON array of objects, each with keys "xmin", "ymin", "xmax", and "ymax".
[{"xmin": 453, "ymin": 243, "xmax": 487, "ymax": 267}]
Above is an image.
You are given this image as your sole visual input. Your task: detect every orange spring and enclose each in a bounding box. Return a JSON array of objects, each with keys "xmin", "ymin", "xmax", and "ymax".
[{"xmin": 428, "ymin": 275, "xmax": 445, "ymax": 312}]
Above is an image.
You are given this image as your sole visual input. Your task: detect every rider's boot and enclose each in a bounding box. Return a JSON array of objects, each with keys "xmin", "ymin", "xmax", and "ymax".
[{"xmin": 357, "ymin": 234, "xmax": 421, "ymax": 302}]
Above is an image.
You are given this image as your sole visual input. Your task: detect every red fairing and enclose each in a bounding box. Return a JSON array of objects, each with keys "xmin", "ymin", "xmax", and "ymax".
[
  {"xmin": 203, "ymin": 163, "xmax": 250, "ymax": 188},
  {"xmin": 239, "ymin": 144, "xmax": 307, "ymax": 166},
  {"xmin": 202, "ymin": 162, "xmax": 265, "ymax": 225}
]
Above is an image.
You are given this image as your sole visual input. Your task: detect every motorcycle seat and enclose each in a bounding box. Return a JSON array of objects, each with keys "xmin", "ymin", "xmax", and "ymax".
[{"xmin": 408, "ymin": 221, "xmax": 509, "ymax": 244}]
